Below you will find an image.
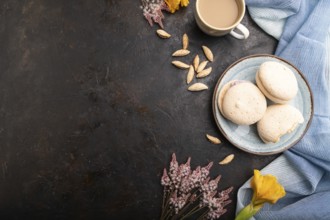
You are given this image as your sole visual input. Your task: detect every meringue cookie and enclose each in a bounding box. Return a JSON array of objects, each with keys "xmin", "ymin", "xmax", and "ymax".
[
  {"xmin": 257, "ymin": 104, "xmax": 304, "ymax": 143},
  {"xmin": 256, "ymin": 61, "xmax": 298, "ymax": 104},
  {"xmin": 218, "ymin": 80, "xmax": 267, "ymax": 125}
]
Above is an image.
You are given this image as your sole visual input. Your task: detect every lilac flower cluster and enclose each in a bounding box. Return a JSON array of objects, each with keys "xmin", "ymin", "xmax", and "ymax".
[
  {"xmin": 140, "ymin": 0, "xmax": 169, "ymax": 29},
  {"xmin": 160, "ymin": 153, "xmax": 233, "ymax": 220}
]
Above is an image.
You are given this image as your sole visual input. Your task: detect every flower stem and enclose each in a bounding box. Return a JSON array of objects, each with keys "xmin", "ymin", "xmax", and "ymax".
[
  {"xmin": 175, "ymin": 202, "xmax": 192, "ymax": 219},
  {"xmin": 160, "ymin": 190, "xmax": 172, "ymax": 220},
  {"xmin": 176, "ymin": 192, "xmax": 202, "ymax": 218},
  {"xmin": 235, "ymin": 203, "xmax": 263, "ymax": 220},
  {"xmin": 162, "ymin": 189, "xmax": 167, "ymax": 210},
  {"xmin": 196, "ymin": 209, "xmax": 209, "ymax": 220},
  {"xmin": 162, "ymin": 189, "xmax": 169, "ymax": 212},
  {"xmin": 164, "ymin": 209, "xmax": 173, "ymax": 220},
  {"xmin": 180, "ymin": 205, "xmax": 205, "ymax": 220}
]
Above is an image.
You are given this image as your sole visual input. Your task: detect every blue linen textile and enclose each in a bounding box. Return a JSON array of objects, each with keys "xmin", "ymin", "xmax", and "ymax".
[{"xmin": 236, "ymin": 0, "xmax": 330, "ymax": 219}]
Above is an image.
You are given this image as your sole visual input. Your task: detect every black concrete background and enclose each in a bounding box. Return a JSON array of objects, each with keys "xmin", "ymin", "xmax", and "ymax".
[{"xmin": 0, "ymin": 1, "xmax": 278, "ymax": 219}]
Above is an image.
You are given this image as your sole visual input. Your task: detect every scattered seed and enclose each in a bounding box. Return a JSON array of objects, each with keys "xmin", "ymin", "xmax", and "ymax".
[
  {"xmin": 206, "ymin": 134, "xmax": 221, "ymax": 144},
  {"xmin": 186, "ymin": 65, "xmax": 194, "ymax": 84},
  {"xmin": 197, "ymin": 60, "xmax": 208, "ymax": 73},
  {"xmin": 202, "ymin": 45, "xmax": 214, "ymax": 62},
  {"xmin": 188, "ymin": 83, "xmax": 208, "ymax": 91},
  {"xmin": 196, "ymin": 67, "xmax": 212, "ymax": 78},
  {"xmin": 193, "ymin": 55, "xmax": 200, "ymax": 71},
  {"xmin": 156, "ymin": 29, "xmax": 171, "ymax": 38},
  {"xmin": 182, "ymin": 33, "xmax": 189, "ymax": 50},
  {"xmin": 172, "ymin": 49, "xmax": 190, "ymax": 57},
  {"xmin": 172, "ymin": 60, "xmax": 190, "ymax": 69},
  {"xmin": 219, "ymin": 154, "xmax": 234, "ymax": 165}
]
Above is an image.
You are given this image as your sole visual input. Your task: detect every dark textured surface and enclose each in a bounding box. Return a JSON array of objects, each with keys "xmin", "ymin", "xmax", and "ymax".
[{"xmin": 0, "ymin": 1, "xmax": 278, "ymax": 219}]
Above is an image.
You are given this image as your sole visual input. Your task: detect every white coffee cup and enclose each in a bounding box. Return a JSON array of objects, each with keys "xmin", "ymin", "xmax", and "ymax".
[{"xmin": 194, "ymin": 0, "xmax": 249, "ymax": 39}]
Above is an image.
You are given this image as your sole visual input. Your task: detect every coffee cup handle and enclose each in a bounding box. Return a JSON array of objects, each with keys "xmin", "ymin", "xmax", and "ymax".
[{"xmin": 230, "ymin": 23, "xmax": 249, "ymax": 39}]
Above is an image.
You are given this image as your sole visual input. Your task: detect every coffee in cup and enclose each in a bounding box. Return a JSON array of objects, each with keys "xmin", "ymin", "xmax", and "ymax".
[{"xmin": 194, "ymin": 0, "xmax": 249, "ymax": 39}]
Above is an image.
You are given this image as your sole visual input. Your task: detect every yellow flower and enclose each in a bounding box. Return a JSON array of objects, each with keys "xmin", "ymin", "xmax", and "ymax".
[
  {"xmin": 165, "ymin": 0, "xmax": 189, "ymax": 13},
  {"xmin": 235, "ymin": 170, "xmax": 286, "ymax": 220},
  {"xmin": 251, "ymin": 170, "xmax": 286, "ymax": 205},
  {"xmin": 165, "ymin": 0, "xmax": 181, "ymax": 13},
  {"xmin": 180, "ymin": 0, "xmax": 189, "ymax": 7}
]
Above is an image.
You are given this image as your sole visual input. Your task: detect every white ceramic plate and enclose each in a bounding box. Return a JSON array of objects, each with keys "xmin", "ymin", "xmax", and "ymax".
[{"xmin": 212, "ymin": 54, "xmax": 313, "ymax": 155}]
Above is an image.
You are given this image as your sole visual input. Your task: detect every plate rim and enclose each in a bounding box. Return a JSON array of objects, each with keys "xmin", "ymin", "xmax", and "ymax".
[{"xmin": 212, "ymin": 54, "xmax": 314, "ymax": 155}]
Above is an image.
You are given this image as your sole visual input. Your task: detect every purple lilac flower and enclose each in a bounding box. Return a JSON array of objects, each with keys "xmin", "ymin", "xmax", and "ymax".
[
  {"xmin": 161, "ymin": 168, "xmax": 171, "ymax": 186},
  {"xmin": 168, "ymin": 153, "xmax": 180, "ymax": 189},
  {"xmin": 190, "ymin": 166, "xmax": 202, "ymax": 186},
  {"xmin": 179, "ymin": 157, "xmax": 191, "ymax": 178},
  {"xmin": 205, "ymin": 187, "xmax": 233, "ymax": 219},
  {"xmin": 160, "ymin": 153, "xmax": 233, "ymax": 220},
  {"xmin": 201, "ymin": 175, "xmax": 221, "ymax": 193},
  {"xmin": 169, "ymin": 190, "xmax": 191, "ymax": 214},
  {"xmin": 140, "ymin": 0, "xmax": 169, "ymax": 28},
  {"xmin": 200, "ymin": 161, "xmax": 213, "ymax": 181}
]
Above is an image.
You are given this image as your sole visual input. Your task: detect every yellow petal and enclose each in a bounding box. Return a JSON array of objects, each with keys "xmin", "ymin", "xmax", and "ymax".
[
  {"xmin": 165, "ymin": 0, "xmax": 181, "ymax": 13},
  {"xmin": 180, "ymin": 0, "xmax": 190, "ymax": 7},
  {"xmin": 251, "ymin": 169, "xmax": 286, "ymax": 205}
]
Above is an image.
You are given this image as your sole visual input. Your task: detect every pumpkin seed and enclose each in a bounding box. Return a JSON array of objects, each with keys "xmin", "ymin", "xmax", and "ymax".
[
  {"xmin": 202, "ymin": 45, "xmax": 214, "ymax": 62},
  {"xmin": 219, "ymin": 154, "xmax": 234, "ymax": 165},
  {"xmin": 206, "ymin": 134, "xmax": 221, "ymax": 144},
  {"xmin": 193, "ymin": 55, "xmax": 200, "ymax": 71},
  {"xmin": 188, "ymin": 83, "xmax": 208, "ymax": 91},
  {"xmin": 186, "ymin": 65, "xmax": 194, "ymax": 84},
  {"xmin": 172, "ymin": 60, "xmax": 190, "ymax": 69},
  {"xmin": 156, "ymin": 29, "xmax": 171, "ymax": 38},
  {"xmin": 196, "ymin": 67, "xmax": 212, "ymax": 78},
  {"xmin": 197, "ymin": 60, "xmax": 208, "ymax": 73},
  {"xmin": 172, "ymin": 49, "xmax": 190, "ymax": 57},
  {"xmin": 182, "ymin": 33, "xmax": 189, "ymax": 50}
]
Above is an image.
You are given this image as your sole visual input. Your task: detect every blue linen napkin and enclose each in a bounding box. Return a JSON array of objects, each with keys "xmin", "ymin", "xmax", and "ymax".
[{"xmin": 236, "ymin": 0, "xmax": 330, "ymax": 219}]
